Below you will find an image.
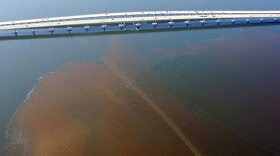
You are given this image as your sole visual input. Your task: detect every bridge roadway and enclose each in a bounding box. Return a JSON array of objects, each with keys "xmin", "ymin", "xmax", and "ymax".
[
  {"xmin": 1, "ymin": 10, "xmax": 280, "ymax": 30},
  {"xmin": 0, "ymin": 10, "xmax": 280, "ymax": 38}
]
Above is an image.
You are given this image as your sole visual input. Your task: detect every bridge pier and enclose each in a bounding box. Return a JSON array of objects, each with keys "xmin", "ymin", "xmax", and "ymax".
[
  {"xmin": 13, "ymin": 30, "xmax": 18, "ymax": 36},
  {"xmin": 31, "ymin": 29, "xmax": 36, "ymax": 35},
  {"xmin": 84, "ymin": 26, "xmax": 90, "ymax": 32},
  {"xmin": 49, "ymin": 28, "xmax": 55, "ymax": 34},
  {"xmin": 67, "ymin": 27, "xmax": 72, "ymax": 34}
]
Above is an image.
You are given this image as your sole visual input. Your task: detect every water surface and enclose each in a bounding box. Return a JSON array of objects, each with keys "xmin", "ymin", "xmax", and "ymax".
[{"xmin": 1, "ymin": 0, "xmax": 280, "ymax": 155}]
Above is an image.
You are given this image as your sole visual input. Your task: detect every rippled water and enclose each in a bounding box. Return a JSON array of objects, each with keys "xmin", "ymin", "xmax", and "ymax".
[{"xmin": 2, "ymin": 27, "xmax": 280, "ymax": 155}]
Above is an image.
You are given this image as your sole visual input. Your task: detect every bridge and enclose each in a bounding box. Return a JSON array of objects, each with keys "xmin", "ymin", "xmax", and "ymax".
[{"xmin": 0, "ymin": 10, "xmax": 280, "ymax": 38}]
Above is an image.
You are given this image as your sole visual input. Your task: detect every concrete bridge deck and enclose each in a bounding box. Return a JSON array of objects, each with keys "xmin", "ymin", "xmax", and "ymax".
[
  {"xmin": 0, "ymin": 10, "xmax": 279, "ymax": 39},
  {"xmin": 1, "ymin": 11, "xmax": 280, "ymax": 30}
]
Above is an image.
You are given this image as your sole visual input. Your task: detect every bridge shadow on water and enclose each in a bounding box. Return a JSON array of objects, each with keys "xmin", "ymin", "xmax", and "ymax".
[{"xmin": 0, "ymin": 22, "xmax": 279, "ymax": 41}]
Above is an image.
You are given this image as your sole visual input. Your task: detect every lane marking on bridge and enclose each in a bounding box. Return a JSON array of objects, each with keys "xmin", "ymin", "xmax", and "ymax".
[{"xmin": 101, "ymin": 57, "xmax": 201, "ymax": 156}]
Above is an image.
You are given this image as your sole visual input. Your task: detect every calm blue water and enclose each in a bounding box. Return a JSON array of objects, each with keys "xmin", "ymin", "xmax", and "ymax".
[{"xmin": 1, "ymin": 0, "xmax": 280, "ymax": 155}]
